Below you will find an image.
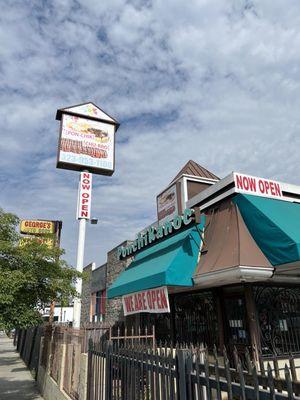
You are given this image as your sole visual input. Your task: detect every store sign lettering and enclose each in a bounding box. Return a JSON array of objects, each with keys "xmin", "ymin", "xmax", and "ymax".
[
  {"xmin": 234, "ymin": 173, "xmax": 282, "ymax": 199},
  {"xmin": 117, "ymin": 208, "xmax": 195, "ymax": 260},
  {"xmin": 122, "ymin": 286, "xmax": 170, "ymax": 316},
  {"xmin": 20, "ymin": 220, "xmax": 56, "ymax": 235}
]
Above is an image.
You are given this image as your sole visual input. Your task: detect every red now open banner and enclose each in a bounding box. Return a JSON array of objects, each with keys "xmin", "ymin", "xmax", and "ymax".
[
  {"xmin": 234, "ymin": 172, "xmax": 282, "ymax": 199},
  {"xmin": 77, "ymin": 172, "xmax": 92, "ymax": 219},
  {"xmin": 122, "ymin": 286, "xmax": 170, "ymax": 316}
]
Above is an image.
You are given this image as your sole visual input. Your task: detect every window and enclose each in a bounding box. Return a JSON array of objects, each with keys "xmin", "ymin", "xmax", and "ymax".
[
  {"xmin": 254, "ymin": 286, "xmax": 300, "ymax": 356},
  {"xmin": 91, "ymin": 289, "xmax": 106, "ymax": 322}
]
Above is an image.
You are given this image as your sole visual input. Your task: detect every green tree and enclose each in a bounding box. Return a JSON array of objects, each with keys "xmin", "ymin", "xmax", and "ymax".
[{"xmin": 0, "ymin": 209, "xmax": 80, "ymax": 330}]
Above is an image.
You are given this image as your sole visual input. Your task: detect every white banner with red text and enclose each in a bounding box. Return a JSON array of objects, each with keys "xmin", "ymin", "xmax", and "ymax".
[
  {"xmin": 77, "ymin": 171, "xmax": 92, "ymax": 219},
  {"xmin": 234, "ymin": 172, "xmax": 282, "ymax": 200},
  {"xmin": 122, "ymin": 286, "xmax": 170, "ymax": 316}
]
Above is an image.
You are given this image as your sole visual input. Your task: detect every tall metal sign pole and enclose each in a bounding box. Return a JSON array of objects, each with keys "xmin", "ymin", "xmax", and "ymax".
[
  {"xmin": 56, "ymin": 102, "xmax": 120, "ymax": 328},
  {"xmin": 73, "ymin": 170, "xmax": 92, "ymax": 327},
  {"xmin": 73, "ymin": 217, "xmax": 86, "ymax": 327}
]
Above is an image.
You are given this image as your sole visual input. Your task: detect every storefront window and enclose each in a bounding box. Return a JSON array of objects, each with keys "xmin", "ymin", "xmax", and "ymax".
[
  {"xmin": 135, "ymin": 291, "xmax": 219, "ymax": 347},
  {"xmin": 173, "ymin": 291, "xmax": 219, "ymax": 348},
  {"xmin": 223, "ymin": 295, "xmax": 250, "ymax": 348},
  {"xmin": 140, "ymin": 313, "xmax": 172, "ymax": 344},
  {"xmin": 254, "ymin": 285, "xmax": 300, "ymax": 356}
]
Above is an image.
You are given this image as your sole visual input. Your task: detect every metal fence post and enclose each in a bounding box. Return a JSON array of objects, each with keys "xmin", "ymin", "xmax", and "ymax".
[
  {"xmin": 105, "ymin": 341, "xmax": 112, "ymax": 400},
  {"xmin": 28, "ymin": 326, "xmax": 37, "ymax": 368},
  {"xmin": 177, "ymin": 349, "xmax": 189, "ymax": 400},
  {"xmin": 87, "ymin": 339, "xmax": 93, "ymax": 400}
]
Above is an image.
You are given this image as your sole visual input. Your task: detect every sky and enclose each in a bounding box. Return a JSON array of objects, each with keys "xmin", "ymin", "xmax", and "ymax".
[{"xmin": 1, "ymin": 0, "xmax": 300, "ymax": 268}]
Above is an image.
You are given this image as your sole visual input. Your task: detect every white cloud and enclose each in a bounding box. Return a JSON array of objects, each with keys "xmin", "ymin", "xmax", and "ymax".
[{"xmin": 0, "ymin": 0, "xmax": 300, "ymax": 267}]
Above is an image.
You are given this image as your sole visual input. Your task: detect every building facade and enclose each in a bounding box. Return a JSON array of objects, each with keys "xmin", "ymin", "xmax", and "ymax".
[
  {"xmin": 84, "ymin": 160, "xmax": 300, "ymax": 361},
  {"xmin": 81, "ymin": 243, "xmax": 132, "ymax": 326}
]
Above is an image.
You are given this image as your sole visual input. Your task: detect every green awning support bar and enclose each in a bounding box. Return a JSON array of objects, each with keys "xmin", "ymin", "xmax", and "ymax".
[
  {"xmin": 233, "ymin": 194, "xmax": 300, "ymax": 266},
  {"xmin": 107, "ymin": 218, "xmax": 205, "ymax": 299}
]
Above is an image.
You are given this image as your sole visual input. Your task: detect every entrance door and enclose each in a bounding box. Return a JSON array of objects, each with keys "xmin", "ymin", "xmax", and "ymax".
[{"xmin": 223, "ymin": 292, "xmax": 251, "ymax": 361}]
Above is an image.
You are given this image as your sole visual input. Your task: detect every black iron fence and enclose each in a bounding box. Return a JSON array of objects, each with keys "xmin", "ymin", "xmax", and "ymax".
[
  {"xmin": 87, "ymin": 340, "xmax": 300, "ymax": 400},
  {"xmin": 14, "ymin": 324, "xmax": 300, "ymax": 400},
  {"xmin": 254, "ymin": 286, "xmax": 300, "ymax": 357},
  {"xmin": 15, "ymin": 326, "xmax": 44, "ymax": 377}
]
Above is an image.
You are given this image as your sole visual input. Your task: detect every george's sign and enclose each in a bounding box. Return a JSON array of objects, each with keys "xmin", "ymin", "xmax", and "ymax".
[
  {"xmin": 234, "ymin": 172, "xmax": 282, "ymax": 200},
  {"xmin": 77, "ymin": 172, "xmax": 92, "ymax": 219},
  {"xmin": 19, "ymin": 236, "xmax": 56, "ymax": 248},
  {"xmin": 20, "ymin": 220, "xmax": 56, "ymax": 235},
  {"xmin": 122, "ymin": 286, "xmax": 170, "ymax": 316}
]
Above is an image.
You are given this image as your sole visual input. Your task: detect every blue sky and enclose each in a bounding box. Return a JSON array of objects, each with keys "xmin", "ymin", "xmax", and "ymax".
[{"xmin": 1, "ymin": 0, "xmax": 300, "ymax": 267}]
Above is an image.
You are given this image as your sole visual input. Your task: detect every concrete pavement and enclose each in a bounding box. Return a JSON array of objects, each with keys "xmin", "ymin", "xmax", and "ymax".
[{"xmin": 0, "ymin": 332, "xmax": 43, "ymax": 399}]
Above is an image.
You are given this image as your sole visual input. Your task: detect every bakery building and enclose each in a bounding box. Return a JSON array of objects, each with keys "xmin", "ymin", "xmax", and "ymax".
[{"xmin": 88, "ymin": 160, "xmax": 300, "ymax": 360}]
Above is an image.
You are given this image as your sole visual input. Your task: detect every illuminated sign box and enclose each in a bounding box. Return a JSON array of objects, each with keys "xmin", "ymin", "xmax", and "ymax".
[
  {"xmin": 19, "ymin": 236, "xmax": 56, "ymax": 248},
  {"xmin": 157, "ymin": 184, "xmax": 178, "ymax": 224},
  {"xmin": 20, "ymin": 220, "xmax": 57, "ymax": 235},
  {"xmin": 56, "ymin": 102, "xmax": 119, "ymax": 176},
  {"xmin": 19, "ymin": 220, "xmax": 62, "ymax": 249}
]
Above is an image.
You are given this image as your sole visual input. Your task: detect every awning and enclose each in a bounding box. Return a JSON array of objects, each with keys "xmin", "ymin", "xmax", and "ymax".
[
  {"xmin": 233, "ymin": 194, "xmax": 300, "ymax": 266},
  {"xmin": 194, "ymin": 198, "xmax": 272, "ymax": 272},
  {"xmin": 107, "ymin": 221, "xmax": 205, "ymax": 299}
]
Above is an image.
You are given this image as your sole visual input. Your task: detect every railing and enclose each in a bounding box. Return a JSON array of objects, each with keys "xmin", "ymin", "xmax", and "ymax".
[
  {"xmin": 62, "ymin": 327, "xmax": 85, "ymax": 400},
  {"xmin": 82, "ymin": 323, "xmax": 110, "ymax": 352},
  {"xmin": 87, "ymin": 341, "xmax": 300, "ymax": 400},
  {"xmin": 109, "ymin": 324, "xmax": 155, "ymax": 348},
  {"xmin": 15, "ymin": 323, "xmax": 300, "ymax": 400},
  {"xmin": 50, "ymin": 326, "xmax": 65, "ymax": 383},
  {"xmin": 42, "ymin": 324, "xmax": 108, "ymax": 400},
  {"xmin": 15, "ymin": 326, "xmax": 44, "ymax": 377}
]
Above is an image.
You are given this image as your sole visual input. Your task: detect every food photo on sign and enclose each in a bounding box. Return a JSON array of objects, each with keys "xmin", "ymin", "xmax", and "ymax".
[
  {"xmin": 157, "ymin": 184, "xmax": 178, "ymax": 223},
  {"xmin": 57, "ymin": 114, "xmax": 115, "ymax": 172}
]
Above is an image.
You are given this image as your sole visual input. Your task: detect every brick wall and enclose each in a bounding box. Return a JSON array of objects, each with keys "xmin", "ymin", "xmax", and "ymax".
[
  {"xmin": 80, "ymin": 263, "xmax": 93, "ymax": 325},
  {"xmin": 105, "ymin": 241, "xmax": 132, "ymax": 326}
]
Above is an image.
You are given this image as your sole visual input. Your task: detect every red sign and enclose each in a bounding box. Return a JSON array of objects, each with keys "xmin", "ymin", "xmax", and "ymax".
[
  {"xmin": 122, "ymin": 287, "xmax": 170, "ymax": 316},
  {"xmin": 77, "ymin": 172, "xmax": 92, "ymax": 219},
  {"xmin": 234, "ymin": 172, "xmax": 282, "ymax": 199}
]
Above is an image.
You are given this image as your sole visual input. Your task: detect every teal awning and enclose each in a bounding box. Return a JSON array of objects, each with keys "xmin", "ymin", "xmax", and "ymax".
[
  {"xmin": 233, "ymin": 194, "xmax": 300, "ymax": 266},
  {"xmin": 107, "ymin": 221, "xmax": 204, "ymax": 299}
]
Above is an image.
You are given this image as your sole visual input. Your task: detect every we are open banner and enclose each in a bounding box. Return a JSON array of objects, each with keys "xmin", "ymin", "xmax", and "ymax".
[{"xmin": 122, "ymin": 286, "xmax": 170, "ymax": 316}]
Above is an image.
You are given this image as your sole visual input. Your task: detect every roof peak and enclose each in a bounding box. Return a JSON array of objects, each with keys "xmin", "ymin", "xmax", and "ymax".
[
  {"xmin": 56, "ymin": 102, "xmax": 119, "ymax": 125},
  {"xmin": 170, "ymin": 160, "xmax": 219, "ymax": 184}
]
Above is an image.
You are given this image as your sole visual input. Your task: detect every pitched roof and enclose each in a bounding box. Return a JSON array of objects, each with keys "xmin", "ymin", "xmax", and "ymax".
[
  {"xmin": 56, "ymin": 102, "xmax": 119, "ymax": 125},
  {"xmin": 170, "ymin": 160, "xmax": 219, "ymax": 184}
]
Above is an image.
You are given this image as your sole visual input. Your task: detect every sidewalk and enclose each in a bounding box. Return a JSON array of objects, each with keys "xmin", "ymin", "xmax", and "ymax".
[{"xmin": 0, "ymin": 332, "xmax": 43, "ymax": 399}]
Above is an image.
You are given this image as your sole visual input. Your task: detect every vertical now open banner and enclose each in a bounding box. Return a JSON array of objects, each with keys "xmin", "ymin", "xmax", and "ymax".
[{"xmin": 77, "ymin": 172, "xmax": 92, "ymax": 219}]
